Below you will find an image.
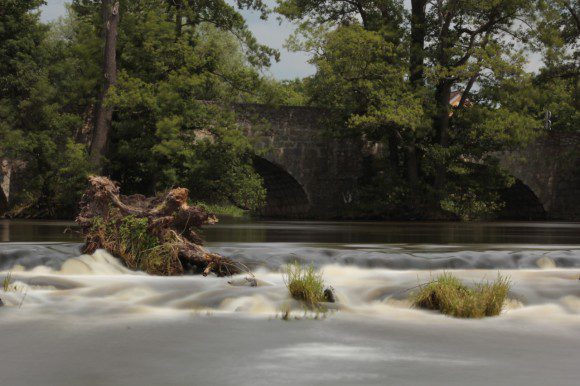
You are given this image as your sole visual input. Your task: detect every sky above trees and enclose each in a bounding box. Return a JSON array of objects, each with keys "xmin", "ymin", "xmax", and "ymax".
[
  {"xmin": 41, "ymin": 0, "xmax": 543, "ymax": 78},
  {"xmin": 40, "ymin": 0, "xmax": 316, "ymax": 80}
]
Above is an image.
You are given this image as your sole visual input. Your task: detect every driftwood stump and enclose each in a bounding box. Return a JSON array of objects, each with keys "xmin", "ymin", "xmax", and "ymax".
[{"xmin": 75, "ymin": 176, "xmax": 241, "ymax": 276}]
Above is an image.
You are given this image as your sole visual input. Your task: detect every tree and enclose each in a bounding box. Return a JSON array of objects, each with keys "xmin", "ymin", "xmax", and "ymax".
[
  {"xmin": 69, "ymin": 0, "xmax": 280, "ymax": 210},
  {"xmin": 0, "ymin": 0, "xmax": 93, "ymax": 218},
  {"xmin": 0, "ymin": 0, "xmax": 47, "ymax": 165},
  {"xmin": 89, "ymin": 0, "xmax": 120, "ymax": 166},
  {"xmin": 277, "ymin": 0, "xmax": 543, "ymax": 219},
  {"xmin": 80, "ymin": 0, "xmax": 280, "ymax": 170},
  {"xmin": 532, "ymin": 0, "xmax": 579, "ymax": 132},
  {"xmin": 1, "ymin": 0, "xmax": 283, "ymax": 218}
]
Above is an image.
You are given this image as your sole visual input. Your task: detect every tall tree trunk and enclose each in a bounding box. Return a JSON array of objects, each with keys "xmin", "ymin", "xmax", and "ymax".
[
  {"xmin": 388, "ymin": 131, "xmax": 400, "ymax": 172},
  {"xmin": 0, "ymin": 159, "xmax": 11, "ymax": 212},
  {"xmin": 406, "ymin": 140, "xmax": 418, "ymax": 185},
  {"xmin": 90, "ymin": 1, "xmax": 120, "ymax": 167},
  {"xmin": 410, "ymin": 0, "xmax": 427, "ymax": 87},
  {"xmin": 433, "ymin": 81, "xmax": 452, "ymax": 190},
  {"xmin": 175, "ymin": 0, "xmax": 183, "ymax": 37},
  {"xmin": 574, "ymin": 73, "xmax": 579, "ymax": 111},
  {"xmin": 406, "ymin": 0, "xmax": 427, "ymax": 185}
]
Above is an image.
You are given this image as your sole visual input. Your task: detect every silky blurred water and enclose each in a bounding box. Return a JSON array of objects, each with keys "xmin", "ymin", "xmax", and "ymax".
[{"xmin": 1, "ymin": 219, "xmax": 579, "ymax": 386}]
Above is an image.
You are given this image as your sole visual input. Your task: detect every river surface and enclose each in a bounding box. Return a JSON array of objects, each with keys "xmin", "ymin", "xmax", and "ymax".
[{"xmin": 1, "ymin": 219, "xmax": 580, "ymax": 385}]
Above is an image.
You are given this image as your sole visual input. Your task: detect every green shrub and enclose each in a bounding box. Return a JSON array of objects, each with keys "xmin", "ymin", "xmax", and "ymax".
[
  {"xmin": 283, "ymin": 261, "xmax": 326, "ymax": 309},
  {"xmin": 193, "ymin": 202, "xmax": 247, "ymax": 218},
  {"xmin": 412, "ymin": 273, "xmax": 511, "ymax": 318}
]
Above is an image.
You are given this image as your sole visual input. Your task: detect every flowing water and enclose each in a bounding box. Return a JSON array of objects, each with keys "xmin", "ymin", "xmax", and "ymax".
[{"xmin": 1, "ymin": 219, "xmax": 580, "ymax": 385}]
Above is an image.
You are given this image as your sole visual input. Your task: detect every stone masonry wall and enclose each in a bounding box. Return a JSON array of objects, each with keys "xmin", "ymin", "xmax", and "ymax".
[
  {"xmin": 496, "ymin": 132, "xmax": 580, "ymax": 220},
  {"xmin": 236, "ymin": 104, "xmax": 578, "ymax": 220},
  {"xmin": 236, "ymin": 104, "xmax": 364, "ymax": 218}
]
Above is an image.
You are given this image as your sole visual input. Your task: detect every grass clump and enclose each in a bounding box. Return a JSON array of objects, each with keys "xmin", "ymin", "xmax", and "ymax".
[
  {"xmin": 193, "ymin": 202, "xmax": 247, "ymax": 218},
  {"xmin": 412, "ymin": 273, "xmax": 511, "ymax": 318},
  {"xmin": 89, "ymin": 215, "xmax": 181, "ymax": 275},
  {"xmin": 3, "ymin": 271, "xmax": 13, "ymax": 292},
  {"xmin": 283, "ymin": 261, "xmax": 326, "ymax": 309}
]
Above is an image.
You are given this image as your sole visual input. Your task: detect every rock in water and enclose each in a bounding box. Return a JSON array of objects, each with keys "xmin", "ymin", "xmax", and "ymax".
[
  {"xmin": 324, "ymin": 287, "xmax": 336, "ymax": 303},
  {"xmin": 228, "ymin": 277, "xmax": 258, "ymax": 287}
]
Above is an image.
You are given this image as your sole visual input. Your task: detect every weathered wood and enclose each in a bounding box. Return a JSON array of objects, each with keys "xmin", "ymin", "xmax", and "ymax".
[{"xmin": 76, "ymin": 176, "xmax": 241, "ymax": 276}]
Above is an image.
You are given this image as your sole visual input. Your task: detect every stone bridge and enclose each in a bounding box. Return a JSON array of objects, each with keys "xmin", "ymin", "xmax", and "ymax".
[
  {"xmin": 237, "ymin": 104, "xmax": 580, "ymax": 220},
  {"xmin": 495, "ymin": 132, "xmax": 580, "ymax": 221},
  {"xmin": 1, "ymin": 105, "xmax": 578, "ymax": 220},
  {"xmin": 236, "ymin": 104, "xmax": 364, "ymax": 218}
]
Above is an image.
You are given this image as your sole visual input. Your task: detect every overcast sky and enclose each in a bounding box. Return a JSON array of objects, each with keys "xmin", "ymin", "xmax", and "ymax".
[{"xmin": 40, "ymin": 0, "xmax": 315, "ymax": 80}]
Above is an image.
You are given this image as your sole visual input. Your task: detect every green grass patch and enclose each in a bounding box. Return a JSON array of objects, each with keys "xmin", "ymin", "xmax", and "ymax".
[
  {"xmin": 193, "ymin": 202, "xmax": 247, "ymax": 218},
  {"xmin": 89, "ymin": 215, "xmax": 182, "ymax": 275},
  {"xmin": 411, "ymin": 273, "xmax": 511, "ymax": 318},
  {"xmin": 283, "ymin": 261, "xmax": 326, "ymax": 309},
  {"xmin": 3, "ymin": 271, "xmax": 13, "ymax": 292}
]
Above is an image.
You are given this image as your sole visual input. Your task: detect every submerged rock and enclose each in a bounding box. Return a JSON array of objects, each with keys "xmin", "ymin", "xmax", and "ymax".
[
  {"xmin": 324, "ymin": 287, "xmax": 336, "ymax": 303},
  {"xmin": 228, "ymin": 277, "xmax": 258, "ymax": 287},
  {"xmin": 228, "ymin": 277, "xmax": 274, "ymax": 287},
  {"xmin": 536, "ymin": 256, "xmax": 556, "ymax": 269}
]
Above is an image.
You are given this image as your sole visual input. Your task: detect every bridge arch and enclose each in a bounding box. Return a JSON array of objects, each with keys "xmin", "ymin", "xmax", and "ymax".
[
  {"xmin": 494, "ymin": 132, "xmax": 580, "ymax": 220},
  {"xmin": 0, "ymin": 189, "xmax": 7, "ymax": 215},
  {"xmin": 497, "ymin": 177, "xmax": 547, "ymax": 220},
  {"xmin": 253, "ymin": 156, "xmax": 310, "ymax": 217}
]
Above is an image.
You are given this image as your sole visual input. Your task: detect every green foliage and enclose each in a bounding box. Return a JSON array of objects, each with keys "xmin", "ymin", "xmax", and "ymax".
[
  {"xmin": 0, "ymin": 1, "xmax": 93, "ymax": 218},
  {"xmin": 412, "ymin": 273, "xmax": 511, "ymax": 318},
  {"xmin": 117, "ymin": 215, "xmax": 159, "ymax": 267},
  {"xmin": 277, "ymin": 0, "xmax": 549, "ymax": 220},
  {"xmin": 193, "ymin": 202, "xmax": 247, "ymax": 218},
  {"xmin": 283, "ymin": 261, "xmax": 326, "ymax": 309},
  {"xmin": 97, "ymin": 5, "xmax": 271, "ymax": 211},
  {"xmin": 440, "ymin": 189, "xmax": 504, "ymax": 221},
  {"xmin": 2, "ymin": 0, "xmax": 293, "ymax": 218},
  {"xmin": 89, "ymin": 215, "xmax": 183, "ymax": 274},
  {"xmin": 1, "ymin": 0, "xmax": 576, "ymax": 220}
]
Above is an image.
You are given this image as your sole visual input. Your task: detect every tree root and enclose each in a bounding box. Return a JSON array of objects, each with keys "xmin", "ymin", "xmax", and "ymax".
[{"xmin": 75, "ymin": 176, "xmax": 241, "ymax": 276}]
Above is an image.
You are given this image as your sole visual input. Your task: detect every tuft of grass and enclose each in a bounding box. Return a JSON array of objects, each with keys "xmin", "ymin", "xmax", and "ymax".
[
  {"xmin": 3, "ymin": 271, "xmax": 13, "ymax": 292},
  {"xmin": 280, "ymin": 303, "xmax": 291, "ymax": 321},
  {"xmin": 283, "ymin": 261, "xmax": 326, "ymax": 310},
  {"xmin": 193, "ymin": 202, "xmax": 247, "ymax": 218},
  {"xmin": 412, "ymin": 273, "xmax": 511, "ymax": 318},
  {"xmin": 89, "ymin": 215, "xmax": 182, "ymax": 275}
]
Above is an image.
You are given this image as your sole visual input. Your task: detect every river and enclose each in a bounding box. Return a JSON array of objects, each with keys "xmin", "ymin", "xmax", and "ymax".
[{"xmin": 1, "ymin": 219, "xmax": 579, "ymax": 385}]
